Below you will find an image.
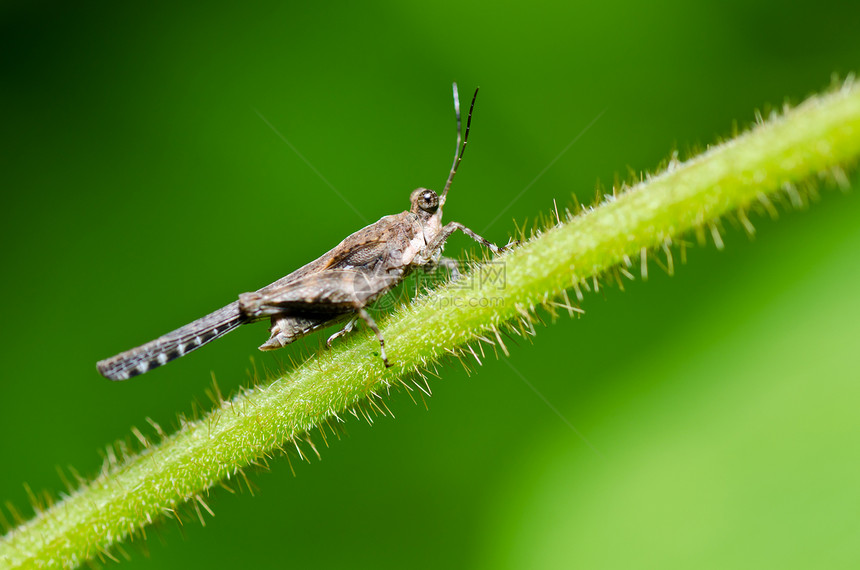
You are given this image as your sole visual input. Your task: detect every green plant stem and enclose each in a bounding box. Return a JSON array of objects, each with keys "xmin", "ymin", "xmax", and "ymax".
[{"xmin": 3, "ymin": 81, "xmax": 860, "ymax": 569}]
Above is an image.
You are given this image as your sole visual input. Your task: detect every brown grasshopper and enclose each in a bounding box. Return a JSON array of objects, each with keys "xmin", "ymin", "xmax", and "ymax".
[{"xmin": 97, "ymin": 84, "xmax": 509, "ymax": 381}]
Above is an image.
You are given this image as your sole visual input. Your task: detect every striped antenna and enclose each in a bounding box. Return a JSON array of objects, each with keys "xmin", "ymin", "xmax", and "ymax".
[{"xmin": 440, "ymin": 83, "xmax": 479, "ymax": 207}]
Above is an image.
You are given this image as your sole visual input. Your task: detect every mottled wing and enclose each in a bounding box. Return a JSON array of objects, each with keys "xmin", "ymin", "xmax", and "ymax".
[
  {"xmin": 239, "ymin": 268, "xmax": 402, "ymax": 320},
  {"xmin": 96, "ymin": 302, "xmax": 245, "ymax": 381},
  {"xmin": 320, "ymin": 214, "xmax": 416, "ymax": 272}
]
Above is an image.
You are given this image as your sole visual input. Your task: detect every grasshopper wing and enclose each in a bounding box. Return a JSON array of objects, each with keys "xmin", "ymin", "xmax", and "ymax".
[
  {"xmin": 238, "ymin": 268, "xmax": 403, "ymax": 319},
  {"xmin": 97, "ymin": 302, "xmax": 245, "ymax": 380}
]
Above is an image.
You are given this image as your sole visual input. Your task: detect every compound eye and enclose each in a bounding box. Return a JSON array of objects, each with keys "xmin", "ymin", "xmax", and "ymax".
[
  {"xmin": 420, "ymin": 189, "xmax": 439, "ymax": 211},
  {"xmin": 410, "ymin": 187, "xmax": 439, "ymax": 213}
]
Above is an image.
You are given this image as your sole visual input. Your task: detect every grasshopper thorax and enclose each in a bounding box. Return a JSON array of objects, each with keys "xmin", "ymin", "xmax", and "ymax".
[{"xmin": 409, "ymin": 188, "xmax": 439, "ymax": 218}]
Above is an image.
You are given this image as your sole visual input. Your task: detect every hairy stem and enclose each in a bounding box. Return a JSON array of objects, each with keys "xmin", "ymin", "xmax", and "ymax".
[{"xmin": 3, "ymin": 80, "xmax": 860, "ymax": 568}]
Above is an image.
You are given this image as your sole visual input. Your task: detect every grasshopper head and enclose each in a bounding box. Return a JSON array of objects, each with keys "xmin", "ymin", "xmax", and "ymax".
[{"xmin": 410, "ymin": 188, "xmax": 440, "ymax": 218}]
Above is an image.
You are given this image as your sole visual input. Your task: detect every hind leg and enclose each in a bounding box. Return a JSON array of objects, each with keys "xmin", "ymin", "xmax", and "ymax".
[
  {"xmin": 258, "ymin": 314, "xmax": 333, "ymax": 351},
  {"xmin": 259, "ymin": 316, "xmax": 294, "ymax": 350}
]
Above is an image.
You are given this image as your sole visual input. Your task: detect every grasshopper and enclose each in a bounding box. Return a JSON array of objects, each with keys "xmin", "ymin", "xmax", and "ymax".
[{"xmin": 97, "ymin": 84, "xmax": 509, "ymax": 381}]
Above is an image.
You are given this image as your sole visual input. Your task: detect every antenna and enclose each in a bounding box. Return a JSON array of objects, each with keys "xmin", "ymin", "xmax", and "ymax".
[{"xmin": 440, "ymin": 82, "xmax": 479, "ymax": 206}]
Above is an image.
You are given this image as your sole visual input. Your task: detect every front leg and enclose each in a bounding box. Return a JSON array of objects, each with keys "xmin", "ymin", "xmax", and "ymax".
[{"xmin": 426, "ymin": 221, "xmax": 512, "ymax": 257}]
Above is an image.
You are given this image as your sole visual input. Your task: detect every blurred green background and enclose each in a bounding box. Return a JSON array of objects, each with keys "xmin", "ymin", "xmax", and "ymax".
[{"xmin": 3, "ymin": 1, "xmax": 860, "ymax": 568}]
